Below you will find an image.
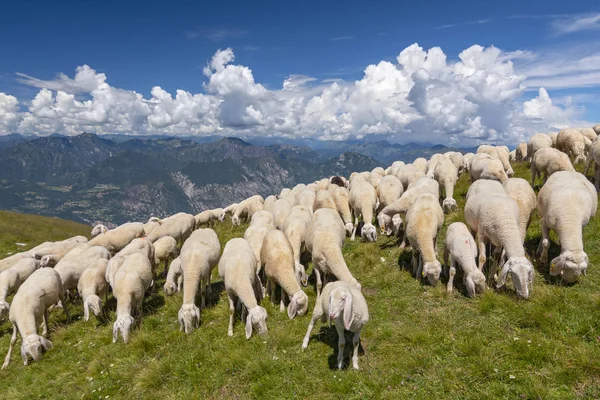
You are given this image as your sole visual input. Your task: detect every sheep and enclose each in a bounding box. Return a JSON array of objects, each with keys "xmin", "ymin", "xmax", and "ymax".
[
  {"xmin": 594, "ymin": 124, "xmax": 600, "ymax": 135},
  {"xmin": 232, "ymin": 195, "xmax": 264, "ymax": 226},
  {"xmin": 151, "ymin": 235, "xmax": 178, "ymax": 279},
  {"xmin": 376, "ymin": 175, "xmax": 403, "ymax": 212},
  {"xmin": 27, "ymin": 236, "xmax": 88, "ymax": 264},
  {"xmin": 557, "ymin": 128, "xmax": 591, "ymax": 164},
  {"xmin": 443, "ymin": 222, "xmax": 486, "ymax": 297},
  {"xmin": 349, "ymin": 179, "xmax": 378, "ymax": 242},
  {"xmin": 164, "ymin": 257, "xmax": 183, "ymax": 296},
  {"xmin": 537, "ymin": 171, "xmax": 597, "ymax": 283},
  {"xmin": 527, "ymin": 133, "xmax": 553, "ymax": 162},
  {"xmin": 55, "ymin": 245, "xmax": 111, "ymax": 296},
  {"xmin": 243, "ymin": 223, "xmax": 272, "ymax": 275},
  {"xmin": 272, "ymin": 198, "xmax": 294, "ymax": 230},
  {"xmin": 88, "ymin": 222, "xmax": 145, "ymax": 255},
  {"xmin": 515, "ymin": 142, "xmax": 528, "ymax": 162},
  {"xmin": 219, "ymin": 203, "xmax": 238, "ymax": 222},
  {"xmin": 412, "ymin": 157, "xmax": 428, "ymax": 174},
  {"xmin": 426, "ymin": 154, "xmax": 445, "ymax": 178},
  {"xmin": 314, "ymin": 189, "xmax": 337, "ymax": 212},
  {"xmin": 250, "ymin": 210, "xmax": 275, "ymax": 230},
  {"xmin": 298, "ymin": 189, "xmax": 316, "ymax": 213},
  {"xmin": 577, "ymin": 127, "xmax": 597, "ymax": 142},
  {"xmin": 404, "ymin": 194, "xmax": 444, "ymax": 286},
  {"xmin": 509, "ymin": 150, "xmax": 516, "ymax": 163},
  {"xmin": 463, "ymin": 153, "xmax": 475, "ymax": 171},
  {"xmin": 0, "ymin": 257, "xmax": 51, "ymax": 318},
  {"xmin": 142, "ymin": 217, "xmax": 161, "ymax": 237},
  {"xmin": 330, "ymin": 176, "xmax": 347, "ymax": 188},
  {"xmin": 146, "ymin": 213, "xmax": 195, "ymax": 246},
  {"xmin": 2, "ymin": 268, "xmax": 69, "ymax": 369},
  {"xmin": 194, "ymin": 210, "xmax": 217, "ymax": 228},
  {"xmin": 470, "ymin": 153, "xmax": 508, "ymax": 183},
  {"xmin": 282, "ymin": 205, "xmax": 313, "ymax": 287},
  {"xmin": 368, "ymin": 172, "xmax": 384, "ymax": 189},
  {"xmin": 584, "ymin": 137, "xmax": 600, "ymax": 190},
  {"xmin": 477, "ymin": 145, "xmax": 514, "ymax": 176},
  {"xmin": 111, "ymin": 252, "xmax": 153, "ymax": 343},
  {"xmin": 105, "ymin": 238, "xmax": 155, "ymax": 288},
  {"xmin": 329, "ymin": 185, "xmax": 354, "ymax": 236},
  {"xmin": 464, "ymin": 183, "xmax": 534, "ymax": 299},
  {"xmin": 218, "ymin": 238, "xmax": 267, "ymax": 339},
  {"xmin": 530, "ymin": 147, "xmax": 574, "ymax": 187},
  {"xmin": 263, "ymin": 195, "xmax": 277, "ymax": 213},
  {"xmin": 261, "ymin": 230, "xmax": 309, "ymax": 318},
  {"xmin": 178, "ymin": 229, "xmax": 221, "ymax": 334},
  {"xmin": 396, "ymin": 164, "xmax": 426, "ymax": 190},
  {"xmin": 377, "ymin": 177, "xmax": 439, "ymax": 238},
  {"xmin": 301, "ymin": 281, "xmax": 368, "ymax": 370},
  {"xmin": 77, "ymin": 258, "xmax": 109, "ymax": 321},
  {"xmin": 503, "ymin": 178, "xmax": 537, "ymax": 243},
  {"xmin": 305, "ymin": 208, "xmax": 361, "ymax": 297},
  {"xmin": 0, "ymin": 253, "xmax": 35, "ymax": 273},
  {"xmin": 433, "ymin": 158, "xmax": 458, "ymax": 213},
  {"xmin": 447, "ymin": 152, "xmax": 465, "ymax": 175},
  {"xmin": 548, "ymin": 132, "xmax": 558, "ymax": 148}
]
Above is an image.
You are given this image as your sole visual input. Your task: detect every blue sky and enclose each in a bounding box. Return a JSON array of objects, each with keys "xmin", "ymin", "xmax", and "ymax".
[{"xmin": 0, "ymin": 0, "xmax": 599, "ymax": 143}]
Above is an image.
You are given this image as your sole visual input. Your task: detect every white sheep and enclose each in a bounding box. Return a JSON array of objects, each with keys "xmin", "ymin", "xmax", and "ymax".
[
  {"xmin": 219, "ymin": 203, "xmax": 238, "ymax": 222},
  {"xmin": 376, "ymin": 175, "xmax": 404, "ymax": 212},
  {"xmin": 562, "ymin": 129, "xmax": 590, "ymax": 164},
  {"xmin": 305, "ymin": 208, "xmax": 361, "ymax": 297},
  {"xmin": 329, "ymin": 185, "xmax": 354, "ymax": 236},
  {"xmin": 404, "ymin": 194, "xmax": 444, "ymax": 286},
  {"xmin": 515, "ymin": 142, "xmax": 527, "ymax": 162},
  {"xmin": 0, "ymin": 253, "xmax": 35, "ymax": 273},
  {"xmin": 152, "ymin": 236, "xmax": 178, "ymax": 276},
  {"xmin": 194, "ymin": 210, "xmax": 216, "ymax": 228},
  {"xmin": 301, "ymin": 281, "xmax": 368, "ymax": 370},
  {"xmin": 218, "ymin": 238, "xmax": 267, "ymax": 339},
  {"xmin": 243, "ymin": 223, "xmax": 272, "ymax": 276},
  {"xmin": 263, "ymin": 195, "xmax": 277, "ymax": 213},
  {"xmin": 433, "ymin": 158, "xmax": 458, "ymax": 213},
  {"xmin": 164, "ymin": 257, "xmax": 183, "ymax": 296},
  {"xmin": 530, "ymin": 147, "xmax": 574, "ymax": 187},
  {"xmin": 443, "ymin": 222, "xmax": 486, "ymax": 297},
  {"xmin": 105, "ymin": 238, "xmax": 155, "ymax": 289},
  {"xmin": 537, "ymin": 171, "xmax": 597, "ymax": 283},
  {"xmin": 77, "ymin": 258, "xmax": 109, "ymax": 321},
  {"xmin": 462, "ymin": 153, "xmax": 475, "ymax": 172},
  {"xmin": 594, "ymin": 124, "xmax": 600, "ymax": 135},
  {"xmin": 27, "ymin": 236, "xmax": 88, "ymax": 265},
  {"xmin": 250, "ymin": 210, "xmax": 275, "ymax": 230},
  {"xmin": 282, "ymin": 205, "xmax": 313, "ymax": 287},
  {"xmin": 0, "ymin": 257, "xmax": 51, "ymax": 318},
  {"xmin": 503, "ymin": 178, "xmax": 537, "ymax": 243},
  {"xmin": 298, "ymin": 189, "xmax": 316, "ymax": 213},
  {"xmin": 142, "ymin": 217, "xmax": 161, "ymax": 237},
  {"xmin": 548, "ymin": 132, "xmax": 558, "ymax": 148},
  {"xmin": 584, "ymin": 137, "xmax": 600, "ymax": 190},
  {"xmin": 147, "ymin": 213, "xmax": 195, "ymax": 246},
  {"xmin": 261, "ymin": 230, "xmax": 309, "ymax": 318},
  {"xmin": 111, "ymin": 252, "xmax": 153, "ymax": 343},
  {"xmin": 349, "ymin": 179, "xmax": 378, "ymax": 242},
  {"xmin": 232, "ymin": 195, "xmax": 265, "ymax": 226},
  {"xmin": 412, "ymin": 158, "xmax": 428, "ymax": 174},
  {"xmin": 577, "ymin": 127, "xmax": 597, "ymax": 142},
  {"xmin": 395, "ymin": 164, "xmax": 426, "ymax": 190},
  {"xmin": 447, "ymin": 152, "xmax": 465, "ymax": 175},
  {"xmin": 426, "ymin": 154, "xmax": 445, "ymax": 178},
  {"xmin": 178, "ymin": 229, "xmax": 221, "ymax": 334},
  {"xmin": 2, "ymin": 268, "xmax": 69, "ymax": 369},
  {"xmin": 465, "ymin": 182, "xmax": 534, "ymax": 299},
  {"xmin": 527, "ymin": 133, "xmax": 553, "ymax": 162},
  {"xmin": 314, "ymin": 189, "xmax": 337, "ymax": 212},
  {"xmin": 88, "ymin": 222, "xmax": 145, "ymax": 255},
  {"xmin": 55, "ymin": 245, "xmax": 111, "ymax": 296},
  {"xmin": 272, "ymin": 198, "xmax": 294, "ymax": 230},
  {"xmin": 469, "ymin": 153, "xmax": 508, "ymax": 183}
]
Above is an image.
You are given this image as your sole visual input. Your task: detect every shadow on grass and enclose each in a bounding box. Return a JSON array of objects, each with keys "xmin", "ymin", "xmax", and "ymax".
[{"xmin": 310, "ymin": 325, "xmax": 366, "ymax": 370}]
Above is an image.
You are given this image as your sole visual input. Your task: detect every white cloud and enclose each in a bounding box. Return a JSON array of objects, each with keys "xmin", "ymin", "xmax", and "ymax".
[
  {"xmin": 330, "ymin": 36, "xmax": 354, "ymax": 41},
  {"xmin": 1, "ymin": 44, "xmax": 590, "ymax": 144},
  {"xmin": 551, "ymin": 13, "xmax": 600, "ymax": 35}
]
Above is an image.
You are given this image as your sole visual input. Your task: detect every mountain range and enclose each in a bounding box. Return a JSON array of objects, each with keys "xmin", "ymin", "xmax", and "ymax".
[{"xmin": 0, "ymin": 133, "xmax": 472, "ymax": 226}]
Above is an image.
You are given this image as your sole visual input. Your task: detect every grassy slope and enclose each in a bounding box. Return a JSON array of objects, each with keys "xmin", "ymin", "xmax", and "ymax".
[{"xmin": 1, "ymin": 164, "xmax": 600, "ymax": 399}]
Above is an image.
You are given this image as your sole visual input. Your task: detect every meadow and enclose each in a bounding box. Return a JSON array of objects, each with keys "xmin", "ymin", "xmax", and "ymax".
[{"xmin": 1, "ymin": 162, "xmax": 599, "ymax": 399}]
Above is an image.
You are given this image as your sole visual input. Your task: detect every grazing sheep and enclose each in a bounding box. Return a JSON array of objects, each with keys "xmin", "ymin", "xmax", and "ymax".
[
  {"xmin": 447, "ymin": 152, "xmax": 465, "ymax": 175},
  {"xmin": 537, "ymin": 171, "xmax": 597, "ymax": 283},
  {"xmin": 305, "ymin": 209, "xmax": 361, "ymax": 297},
  {"xmin": 219, "ymin": 203, "xmax": 238, "ymax": 222},
  {"xmin": 515, "ymin": 142, "xmax": 527, "ymax": 162},
  {"xmin": 194, "ymin": 210, "xmax": 216, "ymax": 228},
  {"xmin": 329, "ymin": 185, "xmax": 354, "ymax": 236},
  {"xmin": 0, "ymin": 253, "xmax": 35, "ymax": 273},
  {"xmin": 55, "ymin": 245, "xmax": 111, "ymax": 295},
  {"xmin": 250, "ymin": 210, "xmax": 275, "ymax": 230},
  {"xmin": 243, "ymin": 223, "xmax": 272, "ymax": 275},
  {"xmin": 301, "ymin": 281, "xmax": 368, "ymax": 370},
  {"xmin": 434, "ymin": 158, "xmax": 458, "ymax": 213},
  {"xmin": 142, "ymin": 217, "xmax": 161, "ymax": 237},
  {"xmin": 152, "ymin": 236, "xmax": 178, "ymax": 276},
  {"xmin": 218, "ymin": 238, "xmax": 267, "ymax": 339},
  {"xmin": 465, "ymin": 183, "xmax": 534, "ymax": 299},
  {"xmin": 0, "ymin": 257, "xmax": 50, "ymax": 318},
  {"xmin": 272, "ymin": 198, "xmax": 294, "ymax": 230},
  {"xmin": 27, "ymin": 236, "xmax": 88, "ymax": 265},
  {"xmin": 503, "ymin": 178, "xmax": 537, "ymax": 243},
  {"xmin": 88, "ymin": 222, "xmax": 145, "ymax": 255},
  {"xmin": 562, "ymin": 129, "xmax": 590, "ymax": 164},
  {"xmin": 77, "ymin": 258, "xmax": 109, "ymax": 321},
  {"xmin": 584, "ymin": 137, "xmax": 600, "ymax": 190},
  {"xmin": 282, "ymin": 205, "xmax": 313, "ymax": 286},
  {"xmin": 495, "ymin": 146, "xmax": 514, "ymax": 176},
  {"xmin": 376, "ymin": 175, "xmax": 404, "ymax": 212},
  {"xmin": 426, "ymin": 154, "xmax": 445, "ymax": 178},
  {"xmin": 527, "ymin": 133, "xmax": 553, "ymax": 162},
  {"xmin": 444, "ymin": 222, "xmax": 486, "ymax": 297},
  {"xmin": 412, "ymin": 158, "xmax": 428, "ymax": 174},
  {"xmin": 298, "ymin": 190, "xmax": 316, "ymax": 213},
  {"xmin": 349, "ymin": 179, "xmax": 378, "ymax": 242},
  {"xmin": 404, "ymin": 194, "xmax": 444, "ymax": 286},
  {"xmin": 463, "ymin": 153, "xmax": 475, "ymax": 172},
  {"xmin": 577, "ymin": 127, "xmax": 597, "ymax": 142},
  {"xmin": 263, "ymin": 195, "xmax": 277, "ymax": 213},
  {"xmin": 178, "ymin": 229, "xmax": 221, "ymax": 334},
  {"xmin": 147, "ymin": 213, "xmax": 195, "ymax": 246},
  {"xmin": 368, "ymin": 172, "xmax": 384, "ymax": 189},
  {"xmin": 396, "ymin": 164, "xmax": 426, "ymax": 190},
  {"xmin": 111, "ymin": 252, "xmax": 153, "ymax": 343},
  {"xmin": 261, "ymin": 230, "xmax": 309, "ymax": 318},
  {"xmin": 509, "ymin": 150, "xmax": 517, "ymax": 163},
  {"xmin": 105, "ymin": 238, "xmax": 155, "ymax": 289},
  {"xmin": 2, "ymin": 268, "xmax": 69, "ymax": 369},
  {"xmin": 548, "ymin": 132, "xmax": 558, "ymax": 148},
  {"xmin": 470, "ymin": 153, "xmax": 508, "ymax": 183},
  {"xmin": 314, "ymin": 189, "xmax": 337, "ymax": 212},
  {"xmin": 530, "ymin": 147, "xmax": 574, "ymax": 187},
  {"xmin": 594, "ymin": 124, "xmax": 600, "ymax": 135},
  {"xmin": 232, "ymin": 195, "xmax": 265, "ymax": 226},
  {"xmin": 163, "ymin": 257, "xmax": 183, "ymax": 296}
]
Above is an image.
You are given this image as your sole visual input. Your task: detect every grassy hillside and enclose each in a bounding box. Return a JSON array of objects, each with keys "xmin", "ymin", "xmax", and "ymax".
[
  {"xmin": 0, "ymin": 211, "xmax": 90, "ymax": 258},
  {"xmin": 1, "ymin": 163, "xmax": 600, "ymax": 399}
]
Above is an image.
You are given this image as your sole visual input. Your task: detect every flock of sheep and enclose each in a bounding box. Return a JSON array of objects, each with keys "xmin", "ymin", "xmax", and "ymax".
[{"xmin": 1, "ymin": 124, "xmax": 599, "ymax": 371}]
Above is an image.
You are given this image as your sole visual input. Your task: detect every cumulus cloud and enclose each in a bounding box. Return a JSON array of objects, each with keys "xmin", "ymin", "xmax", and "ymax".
[{"xmin": 1, "ymin": 44, "xmax": 588, "ymax": 144}]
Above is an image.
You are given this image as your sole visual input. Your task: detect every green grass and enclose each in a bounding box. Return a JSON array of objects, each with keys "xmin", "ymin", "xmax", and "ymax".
[{"xmin": 2, "ymin": 165, "xmax": 600, "ymax": 399}]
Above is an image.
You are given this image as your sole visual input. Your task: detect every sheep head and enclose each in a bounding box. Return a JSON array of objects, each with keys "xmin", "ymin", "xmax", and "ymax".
[
  {"xmin": 0, "ymin": 301, "xmax": 9, "ymax": 318},
  {"xmin": 21, "ymin": 334, "xmax": 52, "ymax": 365},
  {"xmin": 39, "ymin": 255, "xmax": 55, "ymax": 268},
  {"xmin": 83, "ymin": 295, "xmax": 102, "ymax": 321},
  {"xmin": 422, "ymin": 260, "xmax": 442, "ymax": 286},
  {"xmin": 465, "ymin": 269, "xmax": 487, "ymax": 297},
  {"xmin": 496, "ymin": 256, "xmax": 534, "ymax": 299},
  {"xmin": 231, "ymin": 215, "xmax": 241, "ymax": 226},
  {"xmin": 328, "ymin": 287, "xmax": 354, "ymax": 330},
  {"xmin": 91, "ymin": 224, "xmax": 108, "ymax": 237},
  {"xmin": 113, "ymin": 314, "xmax": 135, "ymax": 343},
  {"xmin": 294, "ymin": 262, "xmax": 308, "ymax": 287},
  {"xmin": 178, "ymin": 303, "xmax": 200, "ymax": 334},
  {"xmin": 377, "ymin": 212, "xmax": 392, "ymax": 236},
  {"xmin": 246, "ymin": 306, "xmax": 268, "ymax": 339},
  {"xmin": 218, "ymin": 211, "xmax": 227, "ymax": 222},
  {"xmin": 361, "ymin": 223, "xmax": 377, "ymax": 243},
  {"xmin": 288, "ymin": 291, "xmax": 309, "ymax": 319},
  {"xmin": 344, "ymin": 222, "xmax": 354, "ymax": 237},
  {"xmin": 550, "ymin": 250, "xmax": 588, "ymax": 283},
  {"xmin": 164, "ymin": 281, "xmax": 177, "ymax": 296},
  {"xmin": 442, "ymin": 198, "xmax": 458, "ymax": 214}
]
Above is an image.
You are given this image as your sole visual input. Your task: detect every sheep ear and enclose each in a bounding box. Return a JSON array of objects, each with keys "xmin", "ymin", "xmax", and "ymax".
[
  {"xmin": 245, "ymin": 314, "xmax": 253, "ymax": 339},
  {"xmin": 343, "ymin": 294, "xmax": 354, "ymax": 330},
  {"xmin": 549, "ymin": 256, "xmax": 564, "ymax": 276},
  {"xmin": 40, "ymin": 337, "xmax": 53, "ymax": 351},
  {"xmin": 465, "ymin": 276, "xmax": 476, "ymax": 297},
  {"xmin": 287, "ymin": 297, "xmax": 298, "ymax": 319},
  {"xmin": 496, "ymin": 262, "xmax": 511, "ymax": 288},
  {"xmin": 83, "ymin": 299, "xmax": 90, "ymax": 322}
]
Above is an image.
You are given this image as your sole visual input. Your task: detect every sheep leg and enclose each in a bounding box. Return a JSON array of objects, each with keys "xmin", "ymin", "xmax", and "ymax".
[
  {"xmin": 302, "ymin": 310, "xmax": 321, "ymax": 350},
  {"xmin": 227, "ymin": 294, "xmax": 235, "ymax": 337},
  {"xmin": 476, "ymin": 231, "xmax": 486, "ymax": 271},
  {"xmin": 200, "ymin": 278, "xmax": 206, "ymax": 310},
  {"xmin": 352, "ymin": 330, "xmax": 361, "ymax": 370},
  {"xmin": 279, "ymin": 286, "xmax": 286, "ymax": 313},
  {"xmin": 585, "ymin": 156, "xmax": 593, "ymax": 177},
  {"xmin": 530, "ymin": 164, "xmax": 537, "ymax": 187},
  {"xmin": 207, "ymin": 274, "xmax": 212, "ymax": 304},
  {"xmin": 595, "ymin": 163, "xmax": 600, "ymax": 192},
  {"xmin": 350, "ymin": 216, "xmax": 358, "ymax": 241},
  {"xmin": 61, "ymin": 294, "xmax": 70, "ymax": 323},
  {"xmin": 538, "ymin": 219, "xmax": 550, "ymax": 266},
  {"xmin": 336, "ymin": 321, "xmax": 346, "ymax": 369},
  {"xmin": 1, "ymin": 324, "xmax": 17, "ymax": 369},
  {"xmin": 447, "ymin": 256, "xmax": 456, "ymax": 294},
  {"xmin": 42, "ymin": 310, "xmax": 49, "ymax": 337},
  {"xmin": 314, "ymin": 268, "xmax": 323, "ymax": 300}
]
